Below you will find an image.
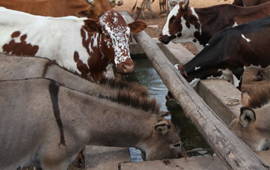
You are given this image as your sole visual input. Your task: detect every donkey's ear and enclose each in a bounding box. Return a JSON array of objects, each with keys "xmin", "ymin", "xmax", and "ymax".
[
  {"xmin": 154, "ymin": 120, "xmax": 171, "ymax": 135},
  {"xmin": 239, "ymin": 107, "xmax": 256, "ymax": 128},
  {"xmin": 241, "ymin": 92, "xmax": 251, "ymax": 106},
  {"xmin": 83, "ymin": 19, "xmax": 101, "ymax": 34},
  {"xmin": 128, "ymin": 20, "xmax": 147, "ymax": 34}
]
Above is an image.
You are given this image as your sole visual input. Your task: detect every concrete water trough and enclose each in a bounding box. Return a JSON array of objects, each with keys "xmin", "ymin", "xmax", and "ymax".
[{"xmin": 83, "ymin": 11, "xmax": 270, "ymax": 170}]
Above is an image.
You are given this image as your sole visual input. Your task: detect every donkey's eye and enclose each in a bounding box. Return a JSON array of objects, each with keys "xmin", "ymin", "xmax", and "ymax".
[{"xmin": 173, "ymin": 143, "xmax": 181, "ymax": 148}]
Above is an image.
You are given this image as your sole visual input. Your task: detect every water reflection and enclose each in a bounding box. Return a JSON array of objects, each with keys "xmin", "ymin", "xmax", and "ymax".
[{"xmin": 125, "ymin": 58, "xmax": 212, "ymax": 162}]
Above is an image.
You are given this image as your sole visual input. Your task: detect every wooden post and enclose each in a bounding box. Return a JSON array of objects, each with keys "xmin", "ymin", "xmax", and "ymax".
[{"xmin": 120, "ymin": 11, "xmax": 269, "ymax": 170}]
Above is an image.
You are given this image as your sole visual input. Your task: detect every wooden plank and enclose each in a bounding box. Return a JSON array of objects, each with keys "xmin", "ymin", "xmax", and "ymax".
[{"xmin": 120, "ymin": 11, "xmax": 269, "ymax": 170}]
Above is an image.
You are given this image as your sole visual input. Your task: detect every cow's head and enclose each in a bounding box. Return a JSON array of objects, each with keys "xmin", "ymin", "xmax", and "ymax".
[
  {"xmin": 229, "ymin": 92, "xmax": 270, "ymax": 151},
  {"xmin": 175, "ymin": 63, "xmax": 243, "ymax": 89},
  {"xmin": 83, "ymin": 10, "xmax": 147, "ymax": 75},
  {"xmin": 159, "ymin": 0, "xmax": 202, "ymax": 50},
  {"xmin": 82, "ymin": 0, "xmax": 113, "ymax": 19}
]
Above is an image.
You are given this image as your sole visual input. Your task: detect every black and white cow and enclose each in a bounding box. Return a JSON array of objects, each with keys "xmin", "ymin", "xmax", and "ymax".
[
  {"xmin": 159, "ymin": 0, "xmax": 270, "ymax": 52},
  {"xmin": 175, "ymin": 16, "xmax": 270, "ymax": 89}
]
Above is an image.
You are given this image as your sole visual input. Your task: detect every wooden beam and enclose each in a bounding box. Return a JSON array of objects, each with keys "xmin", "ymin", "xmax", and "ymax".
[{"xmin": 120, "ymin": 11, "xmax": 269, "ymax": 170}]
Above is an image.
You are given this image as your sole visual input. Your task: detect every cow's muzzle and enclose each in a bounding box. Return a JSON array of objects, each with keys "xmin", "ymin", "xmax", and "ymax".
[
  {"xmin": 116, "ymin": 58, "xmax": 135, "ymax": 75},
  {"xmin": 159, "ymin": 34, "xmax": 172, "ymax": 45}
]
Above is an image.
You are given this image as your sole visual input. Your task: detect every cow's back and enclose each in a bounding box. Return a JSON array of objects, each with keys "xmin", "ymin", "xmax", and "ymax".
[
  {"xmin": 0, "ymin": 0, "xmax": 90, "ymax": 17},
  {"xmin": 0, "ymin": 7, "xmax": 91, "ymax": 73}
]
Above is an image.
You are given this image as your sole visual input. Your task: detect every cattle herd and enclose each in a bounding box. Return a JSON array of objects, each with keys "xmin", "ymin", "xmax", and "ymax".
[{"xmin": 0, "ymin": 0, "xmax": 269, "ymax": 169}]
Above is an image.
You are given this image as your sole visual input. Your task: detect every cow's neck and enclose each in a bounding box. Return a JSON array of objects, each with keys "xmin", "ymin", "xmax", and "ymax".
[{"xmin": 193, "ymin": 5, "xmax": 238, "ymax": 46}]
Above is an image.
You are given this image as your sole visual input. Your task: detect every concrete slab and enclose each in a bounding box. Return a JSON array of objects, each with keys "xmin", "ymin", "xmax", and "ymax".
[
  {"xmin": 85, "ymin": 146, "xmax": 131, "ymax": 170},
  {"xmin": 195, "ymin": 80, "xmax": 241, "ymax": 126},
  {"xmin": 120, "ymin": 156, "xmax": 226, "ymax": 170}
]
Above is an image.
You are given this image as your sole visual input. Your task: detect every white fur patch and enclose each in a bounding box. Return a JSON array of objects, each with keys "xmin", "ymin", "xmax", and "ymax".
[
  {"xmin": 99, "ymin": 11, "xmax": 131, "ymax": 65},
  {"xmin": 189, "ymin": 78, "xmax": 200, "ymax": 87},
  {"xmin": 241, "ymin": 34, "xmax": 251, "ymax": 42},
  {"xmin": 194, "ymin": 66, "xmax": 201, "ymax": 71}
]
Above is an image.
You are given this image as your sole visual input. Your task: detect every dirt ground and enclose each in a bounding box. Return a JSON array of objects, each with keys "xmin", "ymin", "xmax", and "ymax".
[{"xmin": 114, "ymin": 0, "xmax": 270, "ymax": 97}]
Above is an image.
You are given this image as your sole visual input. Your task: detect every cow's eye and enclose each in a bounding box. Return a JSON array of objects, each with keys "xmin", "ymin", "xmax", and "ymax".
[{"xmin": 104, "ymin": 35, "xmax": 111, "ymax": 41}]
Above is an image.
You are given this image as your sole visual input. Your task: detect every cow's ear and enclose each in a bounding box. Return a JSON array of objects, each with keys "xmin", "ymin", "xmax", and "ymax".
[
  {"xmin": 239, "ymin": 107, "xmax": 256, "ymax": 128},
  {"xmin": 128, "ymin": 20, "xmax": 147, "ymax": 34},
  {"xmin": 83, "ymin": 19, "xmax": 102, "ymax": 34},
  {"xmin": 241, "ymin": 92, "xmax": 251, "ymax": 106},
  {"xmin": 154, "ymin": 120, "xmax": 171, "ymax": 135}
]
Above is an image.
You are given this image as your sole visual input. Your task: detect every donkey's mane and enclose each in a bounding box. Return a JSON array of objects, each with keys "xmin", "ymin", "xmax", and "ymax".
[
  {"xmin": 0, "ymin": 77, "xmax": 160, "ymax": 114},
  {"xmin": 99, "ymin": 79, "xmax": 160, "ymax": 114},
  {"xmin": 99, "ymin": 78, "xmax": 149, "ymax": 97},
  {"xmin": 100, "ymin": 90, "xmax": 161, "ymax": 114},
  {"xmin": 247, "ymin": 87, "xmax": 270, "ymax": 109}
]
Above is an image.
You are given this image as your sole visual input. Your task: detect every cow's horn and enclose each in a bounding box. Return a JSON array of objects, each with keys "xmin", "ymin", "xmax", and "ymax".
[{"xmin": 182, "ymin": 0, "xmax": 189, "ymax": 10}]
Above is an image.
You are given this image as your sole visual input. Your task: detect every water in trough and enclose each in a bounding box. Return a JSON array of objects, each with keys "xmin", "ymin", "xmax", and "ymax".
[{"xmin": 125, "ymin": 57, "xmax": 212, "ymax": 162}]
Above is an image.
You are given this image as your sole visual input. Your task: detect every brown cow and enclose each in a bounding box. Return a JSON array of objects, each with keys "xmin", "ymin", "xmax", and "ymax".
[
  {"xmin": 0, "ymin": 0, "xmax": 122, "ymax": 18},
  {"xmin": 229, "ymin": 89, "xmax": 270, "ymax": 151},
  {"xmin": 233, "ymin": 0, "xmax": 270, "ymax": 6}
]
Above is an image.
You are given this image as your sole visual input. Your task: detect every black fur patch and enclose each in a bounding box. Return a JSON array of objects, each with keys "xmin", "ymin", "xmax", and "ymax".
[{"xmin": 49, "ymin": 80, "xmax": 66, "ymax": 146}]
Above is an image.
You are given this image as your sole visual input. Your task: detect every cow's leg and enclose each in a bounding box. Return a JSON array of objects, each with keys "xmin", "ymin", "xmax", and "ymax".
[
  {"xmin": 159, "ymin": 0, "xmax": 162, "ymax": 13},
  {"xmin": 163, "ymin": 0, "xmax": 167, "ymax": 13},
  {"xmin": 146, "ymin": 0, "xmax": 156, "ymax": 18},
  {"xmin": 168, "ymin": 1, "xmax": 172, "ymax": 11},
  {"xmin": 140, "ymin": 0, "xmax": 147, "ymax": 19}
]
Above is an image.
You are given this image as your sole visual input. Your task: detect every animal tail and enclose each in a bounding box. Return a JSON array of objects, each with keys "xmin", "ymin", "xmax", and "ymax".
[{"xmin": 132, "ymin": 0, "xmax": 138, "ymax": 12}]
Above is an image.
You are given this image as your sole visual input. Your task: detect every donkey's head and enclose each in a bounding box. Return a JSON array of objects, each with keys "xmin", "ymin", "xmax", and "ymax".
[
  {"xmin": 139, "ymin": 118, "xmax": 184, "ymax": 160},
  {"xmin": 229, "ymin": 90, "xmax": 270, "ymax": 151}
]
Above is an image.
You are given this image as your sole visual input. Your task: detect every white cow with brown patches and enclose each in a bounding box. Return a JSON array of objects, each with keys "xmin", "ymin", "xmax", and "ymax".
[{"xmin": 0, "ymin": 7, "xmax": 147, "ymax": 82}]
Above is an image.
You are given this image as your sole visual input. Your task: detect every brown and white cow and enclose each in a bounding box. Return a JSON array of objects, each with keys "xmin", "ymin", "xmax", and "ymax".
[
  {"xmin": 159, "ymin": 0, "xmax": 270, "ymax": 51},
  {"xmin": 0, "ymin": 7, "xmax": 147, "ymax": 82},
  {"xmin": 229, "ymin": 89, "xmax": 270, "ymax": 151},
  {"xmin": 79, "ymin": 0, "xmax": 123, "ymax": 19},
  {"xmin": 0, "ymin": 78, "xmax": 185, "ymax": 169},
  {"xmin": 175, "ymin": 16, "xmax": 270, "ymax": 89},
  {"xmin": 233, "ymin": 0, "xmax": 270, "ymax": 6},
  {"xmin": 0, "ymin": 0, "xmax": 122, "ymax": 18}
]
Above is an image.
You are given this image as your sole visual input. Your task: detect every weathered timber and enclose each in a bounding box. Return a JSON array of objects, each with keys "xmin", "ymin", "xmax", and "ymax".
[{"xmin": 120, "ymin": 11, "xmax": 269, "ymax": 170}]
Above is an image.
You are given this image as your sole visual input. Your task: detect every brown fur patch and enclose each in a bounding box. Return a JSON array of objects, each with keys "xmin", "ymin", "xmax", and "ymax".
[
  {"xmin": 99, "ymin": 78, "xmax": 149, "ymax": 97},
  {"xmin": 2, "ymin": 31, "xmax": 39, "ymax": 56},
  {"xmin": 100, "ymin": 89, "xmax": 161, "ymax": 114},
  {"xmin": 73, "ymin": 51, "xmax": 89, "ymax": 77},
  {"xmin": 247, "ymin": 87, "xmax": 270, "ymax": 109}
]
